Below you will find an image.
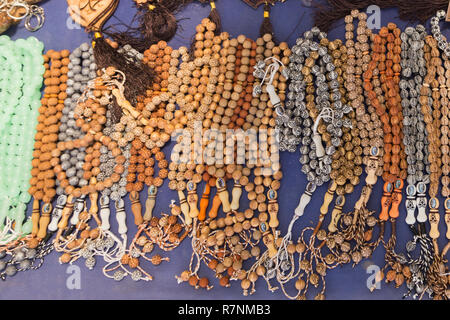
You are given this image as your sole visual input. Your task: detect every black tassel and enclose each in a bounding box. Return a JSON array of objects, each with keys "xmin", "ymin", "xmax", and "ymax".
[
  {"xmin": 189, "ymin": 1, "xmax": 222, "ymax": 58},
  {"xmin": 312, "ymin": 0, "xmax": 371, "ymax": 32}
]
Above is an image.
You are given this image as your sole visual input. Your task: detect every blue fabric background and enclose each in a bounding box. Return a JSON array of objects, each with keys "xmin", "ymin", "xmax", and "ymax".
[{"xmin": 2, "ymin": 0, "xmax": 449, "ymax": 300}]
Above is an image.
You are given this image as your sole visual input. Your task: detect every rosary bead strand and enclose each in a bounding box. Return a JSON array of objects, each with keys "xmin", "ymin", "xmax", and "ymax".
[
  {"xmin": 420, "ymin": 36, "xmax": 442, "ymax": 250},
  {"xmin": 197, "ymin": 34, "xmax": 258, "ymax": 292},
  {"xmin": 418, "ymin": 34, "xmax": 450, "ymax": 300},
  {"xmin": 174, "ymin": 19, "xmax": 229, "ymax": 288},
  {"xmin": 325, "ymin": 11, "xmax": 382, "ymax": 266},
  {"xmin": 401, "ymin": 25, "xmax": 430, "ymax": 228},
  {"xmin": 124, "ymin": 41, "xmax": 176, "ymax": 226},
  {"xmin": 55, "ymin": 43, "xmax": 96, "ymax": 197},
  {"xmin": 51, "ymin": 42, "xmax": 98, "ymax": 249},
  {"xmin": 440, "ymin": 53, "xmax": 450, "ymax": 259},
  {"xmin": 430, "ymin": 10, "xmax": 450, "ymax": 57},
  {"xmin": 54, "ymin": 69, "xmax": 133, "ymax": 274},
  {"xmin": 293, "ymin": 34, "xmax": 368, "ymax": 283}
]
